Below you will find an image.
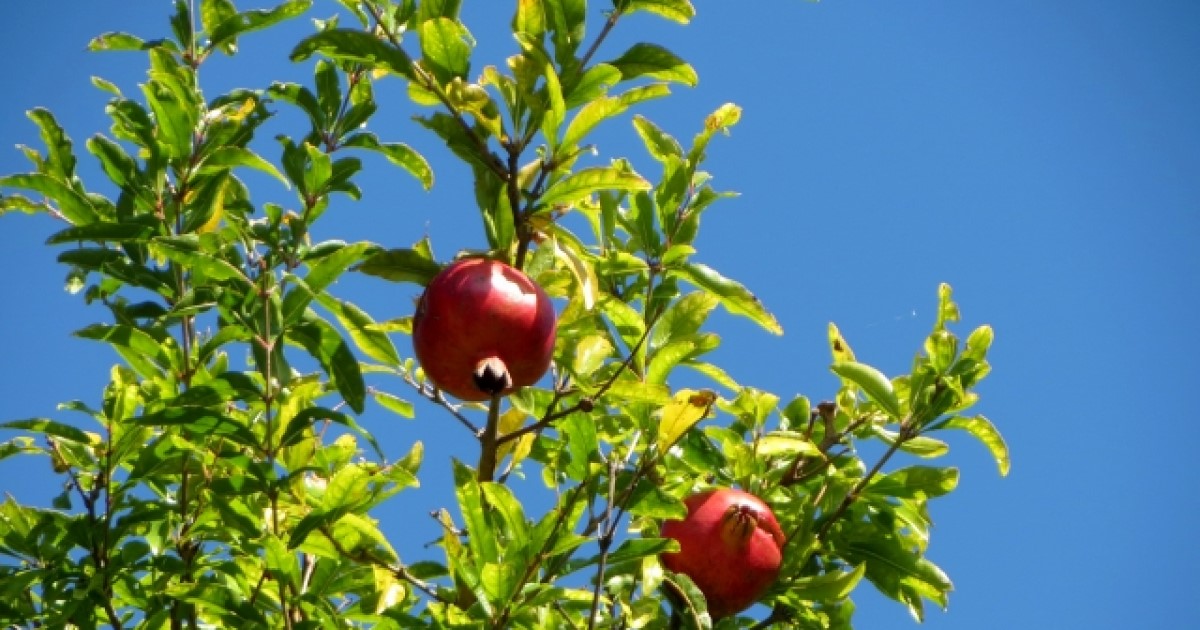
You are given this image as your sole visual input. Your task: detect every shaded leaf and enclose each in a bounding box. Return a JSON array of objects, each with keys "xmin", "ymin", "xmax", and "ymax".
[{"xmin": 287, "ymin": 312, "xmax": 367, "ymax": 414}]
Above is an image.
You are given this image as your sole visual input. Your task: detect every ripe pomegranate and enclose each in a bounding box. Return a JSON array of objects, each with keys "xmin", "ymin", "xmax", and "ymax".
[
  {"xmin": 412, "ymin": 257, "xmax": 556, "ymax": 401},
  {"xmin": 660, "ymin": 488, "xmax": 785, "ymax": 619}
]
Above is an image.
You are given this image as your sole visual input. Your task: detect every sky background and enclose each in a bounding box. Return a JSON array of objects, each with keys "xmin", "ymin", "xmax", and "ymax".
[{"xmin": 2, "ymin": 1, "xmax": 1199, "ymax": 628}]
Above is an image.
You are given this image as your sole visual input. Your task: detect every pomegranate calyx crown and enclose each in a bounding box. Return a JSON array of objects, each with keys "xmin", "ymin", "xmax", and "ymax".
[{"xmin": 472, "ymin": 357, "xmax": 512, "ymax": 396}]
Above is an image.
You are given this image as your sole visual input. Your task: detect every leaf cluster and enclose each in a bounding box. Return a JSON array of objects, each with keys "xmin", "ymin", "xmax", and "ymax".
[{"xmin": 0, "ymin": 1, "xmax": 1007, "ymax": 628}]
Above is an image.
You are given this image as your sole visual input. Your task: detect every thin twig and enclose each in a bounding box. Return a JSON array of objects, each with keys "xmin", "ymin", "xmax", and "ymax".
[
  {"xmin": 497, "ymin": 314, "xmax": 658, "ymax": 446},
  {"xmin": 364, "ymin": 3, "xmax": 507, "ymax": 179},
  {"xmin": 814, "ymin": 420, "xmax": 913, "ymax": 542}
]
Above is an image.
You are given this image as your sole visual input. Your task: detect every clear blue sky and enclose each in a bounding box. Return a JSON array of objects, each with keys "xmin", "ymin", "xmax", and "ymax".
[{"xmin": 2, "ymin": 1, "xmax": 1198, "ymax": 628}]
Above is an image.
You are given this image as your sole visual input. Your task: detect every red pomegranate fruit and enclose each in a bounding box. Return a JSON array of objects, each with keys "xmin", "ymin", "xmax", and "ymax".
[
  {"xmin": 660, "ymin": 488, "xmax": 786, "ymax": 619},
  {"xmin": 412, "ymin": 257, "xmax": 556, "ymax": 401}
]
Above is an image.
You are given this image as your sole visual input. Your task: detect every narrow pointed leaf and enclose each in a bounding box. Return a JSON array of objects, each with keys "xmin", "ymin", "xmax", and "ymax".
[
  {"xmin": 538, "ymin": 166, "xmax": 650, "ymax": 209},
  {"xmin": 291, "ymin": 29, "xmax": 414, "ymax": 79},
  {"xmin": 937, "ymin": 414, "xmax": 1010, "ymax": 476},
  {"xmin": 676, "ymin": 262, "xmax": 782, "ymax": 335}
]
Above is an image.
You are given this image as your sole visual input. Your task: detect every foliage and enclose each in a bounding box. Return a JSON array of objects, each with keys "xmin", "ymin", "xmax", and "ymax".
[{"xmin": 0, "ymin": 1, "xmax": 1008, "ymax": 628}]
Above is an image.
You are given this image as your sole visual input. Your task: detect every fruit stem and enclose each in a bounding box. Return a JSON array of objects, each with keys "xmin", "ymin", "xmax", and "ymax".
[{"xmin": 477, "ymin": 392, "xmax": 504, "ymax": 482}]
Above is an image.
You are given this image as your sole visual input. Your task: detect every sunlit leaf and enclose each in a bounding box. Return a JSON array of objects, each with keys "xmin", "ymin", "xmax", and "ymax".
[
  {"xmin": 0, "ymin": 174, "xmax": 98, "ymax": 225},
  {"xmin": 657, "ymin": 388, "xmax": 716, "ymax": 450},
  {"xmin": 676, "ymin": 262, "xmax": 782, "ymax": 335},
  {"xmin": 291, "ymin": 29, "xmax": 415, "ymax": 79},
  {"xmin": 538, "ymin": 165, "xmax": 651, "ymax": 210},
  {"xmin": 620, "ymin": 0, "xmax": 696, "ymax": 24},
  {"xmin": 935, "ymin": 414, "xmax": 1010, "ymax": 476},
  {"xmin": 831, "ymin": 361, "xmax": 902, "ymax": 420},
  {"xmin": 609, "ymin": 42, "xmax": 697, "ymax": 86},
  {"xmin": 197, "ymin": 146, "xmax": 290, "ymax": 187},
  {"xmin": 342, "ymin": 133, "xmax": 434, "ymax": 190}
]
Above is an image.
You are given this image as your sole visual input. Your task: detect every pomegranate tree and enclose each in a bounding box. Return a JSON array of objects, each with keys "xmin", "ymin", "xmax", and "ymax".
[
  {"xmin": 660, "ymin": 488, "xmax": 786, "ymax": 619},
  {"xmin": 412, "ymin": 257, "xmax": 556, "ymax": 401}
]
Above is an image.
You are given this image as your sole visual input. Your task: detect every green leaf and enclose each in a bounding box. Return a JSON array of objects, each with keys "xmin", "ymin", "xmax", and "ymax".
[
  {"xmin": 149, "ymin": 237, "xmax": 250, "ymax": 285},
  {"xmin": 356, "ymin": 247, "xmax": 441, "ymax": 285},
  {"xmin": 538, "ymin": 165, "xmax": 651, "ymax": 209},
  {"xmin": 74, "ymin": 324, "xmax": 169, "ymax": 372},
  {"xmin": 626, "ymin": 479, "xmax": 687, "ymax": 519},
  {"xmin": 553, "ymin": 235, "xmax": 599, "ymax": 310},
  {"xmin": 962, "ymin": 324, "xmax": 994, "ymax": 362},
  {"xmin": 0, "ymin": 174, "xmax": 98, "ymax": 224},
  {"xmin": 867, "ymin": 466, "xmax": 960, "ymax": 499},
  {"xmin": 561, "ymin": 83, "xmax": 670, "ymax": 149},
  {"xmin": 675, "ymin": 262, "xmax": 782, "ymax": 335},
  {"xmin": 291, "ymin": 29, "xmax": 415, "ymax": 79},
  {"xmin": 280, "ymin": 406, "xmax": 383, "ymax": 458},
  {"xmin": 87, "ymin": 134, "xmax": 143, "ymax": 195},
  {"xmin": 620, "ymin": 0, "xmax": 696, "ymax": 24},
  {"xmin": 287, "ymin": 313, "xmax": 367, "ymax": 414},
  {"xmin": 873, "ymin": 426, "xmax": 951, "ymax": 459},
  {"xmin": 373, "ymin": 391, "xmax": 414, "ymax": 418},
  {"xmin": 609, "ymin": 42, "xmax": 698, "ymax": 86},
  {"xmin": 135, "ymin": 407, "xmax": 258, "ymax": 448},
  {"xmin": 0, "ymin": 419, "xmax": 93, "ymax": 445},
  {"xmin": 27, "ymin": 108, "xmax": 76, "ymax": 180},
  {"xmin": 514, "ymin": 0, "xmax": 546, "ymax": 39},
  {"xmin": 756, "ymin": 431, "xmax": 821, "ymax": 458},
  {"xmin": 604, "ymin": 379, "xmax": 671, "ymax": 405},
  {"xmin": 934, "ymin": 282, "xmax": 960, "ymax": 331},
  {"xmin": 420, "ymin": 17, "xmax": 472, "ymax": 83},
  {"xmin": 567, "ymin": 538, "xmax": 677, "ymax": 574},
  {"xmin": 342, "ymin": 133, "xmax": 434, "ymax": 190},
  {"xmin": 197, "ymin": 146, "xmax": 290, "ymax": 187},
  {"xmin": 316, "ymin": 293, "xmax": 401, "ymax": 366},
  {"xmin": 479, "ymin": 483, "xmax": 529, "ymax": 544},
  {"xmin": 662, "ymin": 571, "xmax": 713, "ymax": 629},
  {"xmin": 263, "ymin": 532, "xmax": 300, "ymax": 590},
  {"xmin": 0, "ymin": 437, "xmax": 42, "ymax": 462},
  {"xmin": 650, "ymin": 291, "xmax": 718, "ymax": 351},
  {"xmin": 831, "ymin": 361, "xmax": 902, "ymax": 420},
  {"xmin": 46, "ymin": 221, "xmax": 155, "ymax": 244},
  {"xmin": 201, "ymin": 0, "xmax": 238, "ymax": 53},
  {"xmin": 689, "ymin": 102, "xmax": 742, "ymax": 166},
  {"xmin": 632, "ymin": 114, "xmax": 683, "ymax": 163},
  {"xmin": 141, "ymin": 67, "xmax": 199, "ymax": 159},
  {"xmin": 324, "ymin": 463, "xmax": 371, "ymax": 512},
  {"xmin": 936, "ymin": 414, "xmax": 1010, "ymax": 476},
  {"xmin": 269, "ymin": 81, "xmax": 325, "ymax": 128},
  {"xmin": 304, "ymin": 241, "xmax": 380, "ymax": 294},
  {"xmin": 787, "ymin": 563, "xmax": 867, "ymax": 602},
  {"xmin": 208, "ymin": 0, "xmax": 312, "ymax": 51},
  {"xmin": 561, "ymin": 413, "xmax": 598, "ymax": 481},
  {"xmin": 564, "ymin": 63, "xmax": 622, "ymax": 109},
  {"xmin": 88, "ymin": 31, "xmax": 154, "ymax": 52},
  {"xmin": 452, "ymin": 460, "xmax": 501, "ymax": 565}
]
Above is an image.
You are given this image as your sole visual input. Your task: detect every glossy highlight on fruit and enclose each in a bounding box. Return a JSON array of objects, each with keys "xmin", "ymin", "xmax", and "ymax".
[
  {"xmin": 412, "ymin": 257, "xmax": 556, "ymax": 401},
  {"xmin": 660, "ymin": 488, "xmax": 785, "ymax": 619}
]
